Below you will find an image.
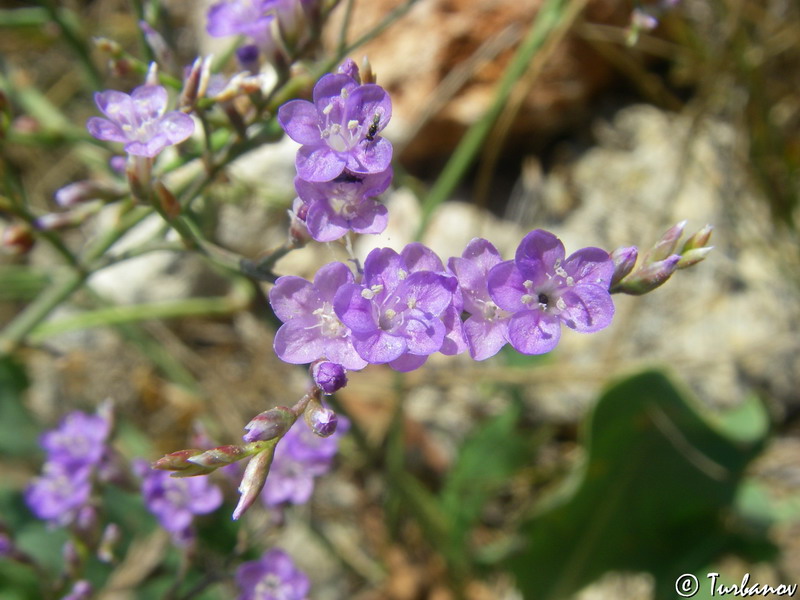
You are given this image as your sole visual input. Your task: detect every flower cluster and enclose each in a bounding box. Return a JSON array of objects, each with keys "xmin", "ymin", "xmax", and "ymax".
[
  {"xmin": 262, "ymin": 416, "xmax": 349, "ymax": 507},
  {"xmin": 269, "ymin": 230, "xmax": 616, "ymax": 371},
  {"xmin": 25, "ymin": 408, "xmax": 112, "ymax": 528},
  {"xmin": 135, "ymin": 460, "xmax": 223, "ymax": 546},
  {"xmin": 236, "ymin": 548, "xmax": 310, "ymax": 600},
  {"xmin": 278, "ymin": 61, "xmax": 393, "ymax": 242}
]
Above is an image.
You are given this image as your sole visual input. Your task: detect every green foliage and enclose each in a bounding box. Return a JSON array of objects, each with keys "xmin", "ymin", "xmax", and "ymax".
[
  {"xmin": 507, "ymin": 370, "xmax": 773, "ymax": 600},
  {"xmin": 0, "ymin": 356, "xmax": 39, "ymax": 458}
]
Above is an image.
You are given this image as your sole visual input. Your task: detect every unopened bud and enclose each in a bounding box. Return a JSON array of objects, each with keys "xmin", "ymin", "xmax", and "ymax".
[
  {"xmin": 243, "ymin": 406, "xmax": 295, "ymax": 443},
  {"xmin": 1, "ymin": 224, "xmax": 35, "ymax": 255},
  {"xmin": 62, "ymin": 580, "xmax": 93, "ymax": 600},
  {"xmin": 236, "ymin": 44, "xmax": 261, "ymax": 74},
  {"xmin": 97, "ymin": 523, "xmax": 121, "ymax": 563},
  {"xmin": 139, "ymin": 21, "xmax": 174, "ymax": 72},
  {"xmin": 615, "ymin": 254, "xmax": 680, "ymax": 295},
  {"xmin": 154, "ymin": 180, "xmax": 181, "ymax": 219},
  {"xmin": 360, "ymin": 56, "xmax": 376, "ymax": 84},
  {"xmin": 233, "ymin": 446, "xmax": 275, "ymax": 520},
  {"xmin": 54, "ymin": 180, "xmax": 126, "ymax": 208},
  {"xmin": 644, "ymin": 221, "xmax": 686, "ymax": 264},
  {"xmin": 152, "ymin": 449, "xmax": 215, "ymax": 476},
  {"xmin": 33, "ymin": 202, "xmax": 102, "ymax": 231},
  {"xmin": 145, "ymin": 61, "xmax": 159, "ymax": 87},
  {"xmin": 94, "ymin": 37, "xmax": 123, "ymax": 56},
  {"xmin": 126, "ymin": 155, "xmax": 153, "ymax": 200},
  {"xmin": 609, "ymin": 246, "xmax": 638, "ymax": 288},
  {"xmin": 311, "ymin": 360, "xmax": 347, "ymax": 394},
  {"xmin": 187, "ymin": 444, "xmax": 249, "ymax": 469},
  {"xmin": 681, "ymin": 224, "xmax": 713, "ymax": 253},
  {"xmin": 337, "ymin": 58, "xmax": 361, "ymax": 83},
  {"xmin": 677, "ymin": 246, "xmax": 713, "ymax": 269},
  {"xmin": 288, "ymin": 197, "xmax": 311, "ymax": 245},
  {"xmin": 304, "ymin": 402, "xmax": 338, "ymax": 438}
]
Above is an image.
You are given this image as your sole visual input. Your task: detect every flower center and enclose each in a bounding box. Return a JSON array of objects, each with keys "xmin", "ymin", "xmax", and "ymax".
[{"xmin": 313, "ymin": 303, "xmax": 346, "ymax": 338}]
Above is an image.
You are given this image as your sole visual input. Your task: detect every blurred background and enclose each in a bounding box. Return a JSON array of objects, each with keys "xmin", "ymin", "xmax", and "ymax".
[{"xmin": 1, "ymin": 0, "xmax": 799, "ymax": 598}]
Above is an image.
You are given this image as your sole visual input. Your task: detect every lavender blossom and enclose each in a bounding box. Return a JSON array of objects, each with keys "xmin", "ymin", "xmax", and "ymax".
[
  {"xmin": 40, "ymin": 410, "xmax": 111, "ymax": 473},
  {"xmin": 138, "ymin": 462, "xmax": 223, "ymax": 545},
  {"xmin": 262, "ymin": 419, "xmax": 348, "ymax": 507},
  {"xmin": 270, "ymin": 261, "xmax": 367, "ymax": 370},
  {"xmin": 333, "ymin": 247, "xmax": 456, "ymax": 370},
  {"xmin": 278, "ymin": 72, "xmax": 392, "ymax": 182},
  {"xmin": 487, "ymin": 230, "xmax": 615, "ymax": 355},
  {"xmin": 206, "ymin": 0, "xmax": 275, "ymax": 44},
  {"xmin": 236, "ymin": 548, "xmax": 311, "ymax": 600},
  {"xmin": 448, "ymin": 238, "xmax": 512, "ymax": 360},
  {"xmin": 87, "ymin": 85, "xmax": 194, "ymax": 157},
  {"xmin": 61, "ymin": 580, "xmax": 93, "ymax": 600},
  {"xmin": 25, "ymin": 463, "xmax": 92, "ymax": 528},
  {"xmin": 293, "ymin": 168, "xmax": 391, "ymax": 241}
]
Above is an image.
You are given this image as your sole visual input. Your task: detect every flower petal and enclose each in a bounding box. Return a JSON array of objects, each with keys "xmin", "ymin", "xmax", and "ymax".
[
  {"xmin": 296, "ymin": 144, "xmax": 346, "ymax": 182},
  {"xmin": 86, "ymin": 117, "xmax": 127, "ymax": 143},
  {"xmin": 278, "ymin": 99, "xmax": 324, "ymax": 145},
  {"xmin": 352, "ymin": 330, "xmax": 406, "ymax": 363},
  {"xmin": 515, "ymin": 229, "xmax": 565, "ymax": 280},
  {"xmin": 346, "ymin": 137, "xmax": 392, "ymax": 176},
  {"xmin": 274, "ymin": 317, "xmax": 326, "ymax": 363},
  {"xmin": 131, "ymin": 85, "xmax": 168, "ymax": 120},
  {"xmin": 556, "ymin": 284, "xmax": 615, "ymax": 332},
  {"xmin": 487, "ymin": 260, "xmax": 527, "ymax": 312},
  {"xmin": 269, "ymin": 276, "xmax": 321, "ymax": 322},
  {"xmin": 160, "ymin": 111, "xmax": 195, "ymax": 145},
  {"xmin": 507, "ymin": 311, "xmax": 561, "ymax": 355},
  {"xmin": 464, "ymin": 316, "xmax": 508, "ymax": 361},
  {"xmin": 564, "ymin": 247, "xmax": 615, "ymax": 288}
]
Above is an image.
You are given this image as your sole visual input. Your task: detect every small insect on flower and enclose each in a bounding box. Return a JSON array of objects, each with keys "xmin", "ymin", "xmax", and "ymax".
[{"xmin": 366, "ymin": 113, "xmax": 381, "ymax": 141}]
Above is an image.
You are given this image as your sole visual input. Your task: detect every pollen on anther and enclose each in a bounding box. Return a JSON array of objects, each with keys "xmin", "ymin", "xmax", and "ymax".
[{"xmin": 322, "ymin": 103, "xmax": 333, "ymax": 115}]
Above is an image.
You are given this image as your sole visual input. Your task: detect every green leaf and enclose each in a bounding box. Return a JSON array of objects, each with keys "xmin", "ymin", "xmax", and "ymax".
[
  {"xmin": 0, "ymin": 356, "xmax": 39, "ymax": 457},
  {"xmin": 507, "ymin": 369, "xmax": 771, "ymax": 600}
]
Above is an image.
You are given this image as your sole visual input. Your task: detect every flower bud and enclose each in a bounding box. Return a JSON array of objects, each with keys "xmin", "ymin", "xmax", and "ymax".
[
  {"xmin": 54, "ymin": 180, "xmax": 126, "ymax": 208},
  {"xmin": 145, "ymin": 61, "xmax": 159, "ymax": 87},
  {"xmin": 615, "ymin": 254, "xmax": 680, "ymax": 295},
  {"xmin": 62, "ymin": 580, "xmax": 93, "ymax": 600},
  {"xmin": 187, "ymin": 444, "xmax": 250, "ymax": 469},
  {"xmin": 338, "ymin": 58, "xmax": 361, "ymax": 84},
  {"xmin": 233, "ymin": 446, "xmax": 275, "ymax": 520},
  {"xmin": 677, "ymin": 246, "xmax": 713, "ymax": 269},
  {"xmin": 681, "ymin": 224, "xmax": 713, "ymax": 252},
  {"xmin": 311, "ymin": 360, "xmax": 347, "ymax": 394},
  {"xmin": 97, "ymin": 523, "xmax": 121, "ymax": 563},
  {"xmin": 1, "ymin": 224, "xmax": 35, "ymax": 255},
  {"xmin": 139, "ymin": 21, "xmax": 174, "ymax": 72},
  {"xmin": 304, "ymin": 403, "xmax": 338, "ymax": 438},
  {"xmin": 151, "ymin": 449, "xmax": 215, "ymax": 476},
  {"xmin": 288, "ymin": 198, "xmax": 311, "ymax": 246},
  {"xmin": 33, "ymin": 202, "xmax": 102, "ymax": 231},
  {"xmin": 644, "ymin": 221, "xmax": 686, "ymax": 264},
  {"xmin": 609, "ymin": 246, "xmax": 638, "ymax": 288},
  {"xmin": 236, "ymin": 44, "xmax": 261, "ymax": 75},
  {"xmin": 243, "ymin": 406, "xmax": 295, "ymax": 443},
  {"xmin": 154, "ymin": 180, "xmax": 181, "ymax": 219}
]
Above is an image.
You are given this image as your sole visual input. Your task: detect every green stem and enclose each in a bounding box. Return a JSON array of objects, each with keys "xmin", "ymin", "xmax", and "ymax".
[
  {"xmin": 39, "ymin": 0, "xmax": 103, "ymax": 89},
  {"xmin": 416, "ymin": 0, "xmax": 572, "ymax": 238}
]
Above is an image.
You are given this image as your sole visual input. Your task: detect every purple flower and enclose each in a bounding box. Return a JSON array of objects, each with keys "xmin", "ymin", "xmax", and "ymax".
[
  {"xmin": 25, "ymin": 463, "xmax": 92, "ymax": 527},
  {"xmin": 87, "ymin": 85, "xmax": 194, "ymax": 157},
  {"xmin": 278, "ymin": 72, "xmax": 392, "ymax": 182},
  {"xmin": 207, "ymin": 0, "xmax": 275, "ymax": 43},
  {"xmin": 333, "ymin": 246, "xmax": 459, "ymax": 370},
  {"xmin": 294, "ymin": 168, "xmax": 391, "ymax": 241},
  {"xmin": 487, "ymin": 230, "xmax": 615, "ymax": 355},
  {"xmin": 138, "ymin": 463, "xmax": 223, "ymax": 545},
  {"xmin": 262, "ymin": 419, "xmax": 348, "ymax": 507},
  {"xmin": 60, "ymin": 580, "xmax": 93, "ymax": 600},
  {"xmin": 270, "ymin": 262, "xmax": 367, "ymax": 370},
  {"xmin": 40, "ymin": 411, "xmax": 111, "ymax": 473},
  {"xmin": 448, "ymin": 238, "xmax": 512, "ymax": 360},
  {"xmin": 236, "ymin": 548, "xmax": 310, "ymax": 600}
]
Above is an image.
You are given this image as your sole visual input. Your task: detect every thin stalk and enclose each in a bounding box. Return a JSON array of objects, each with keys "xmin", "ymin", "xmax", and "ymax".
[
  {"xmin": 39, "ymin": 0, "xmax": 103, "ymax": 89},
  {"xmin": 416, "ymin": 0, "xmax": 572, "ymax": 238}
]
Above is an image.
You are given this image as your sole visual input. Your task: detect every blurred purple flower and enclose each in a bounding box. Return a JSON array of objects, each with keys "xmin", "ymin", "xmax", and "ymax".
[
  {"xmin": 87, "ymin": 85, "xmax": 194, "ymax": 157},
  {"xmin": 138, "ymin": 463, "xmax": 223, "ymax": 545},
  {"xmin": 270, "ymin": 262, "xmax": 368, "ymax": 370},
  {"xmin": 487, "ymin": 230, "xmax": 615, "ymax": 355},
  {"xmin": 278, "ymin": 73, "xmax": 392, "ymax": 182},
  {"xmin": 40, "ymin": 411, "xmax": 111, "ymax": 473},
  {"xmin": 448, "ymin": 238, "xmax": 512, "ymax": 361},
  {"xmin": 25, "ymin": 463, "xmax": 92, "ymax": 527},
  {"xmin": 262, "ymin": 419, "xmax": 348, "ymax": 507},
  {"xmin": 236, "ymin": 548, "xmax": 310, "ymax": 600},
  {"xmin": 293, "ymin": 168, "xmax": 391, "ymax": 241},
  {"xmin": 207, "ymin": 0, "xmax": 275, "ymax": 43},
  {"xmin": 60, "ymin": 580, "xmax": 93, "ymax": 600}
]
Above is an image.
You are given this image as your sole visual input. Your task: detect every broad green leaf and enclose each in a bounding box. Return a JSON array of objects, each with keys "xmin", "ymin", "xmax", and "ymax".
[{"xmin": 507, "ymin": 369, "xmax": 771, "ymax": 600}]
